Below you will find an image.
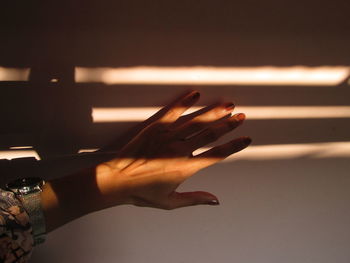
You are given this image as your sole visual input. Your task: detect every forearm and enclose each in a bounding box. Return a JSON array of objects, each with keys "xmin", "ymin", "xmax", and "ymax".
[{"xmin": 41, "ymin": 167, "xmax": 112, "ymax": 233}]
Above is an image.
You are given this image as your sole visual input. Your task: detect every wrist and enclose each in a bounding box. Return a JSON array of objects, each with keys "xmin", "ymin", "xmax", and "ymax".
[
  {"xmin": 41, "ymin": 167, "xmax": 105, "ymax": 232},
  {"xmin": 94, "ymin": 163, "xmax": 131, "ymax": 208},
  {"xmin": 41, "ymin": 164, "xmax": 131, "ymax": 232}
]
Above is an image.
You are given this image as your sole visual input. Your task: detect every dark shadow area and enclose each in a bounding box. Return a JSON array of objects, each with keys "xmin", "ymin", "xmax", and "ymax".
[{"xmin": 1, "ymin": 0, "xmax": 350, "ymax": 67}]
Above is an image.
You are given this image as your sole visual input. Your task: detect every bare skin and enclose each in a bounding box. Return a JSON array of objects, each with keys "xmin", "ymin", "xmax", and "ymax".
[{"xmin": 41, "ymin": 91, "xmax": 251, "ymax": 232}]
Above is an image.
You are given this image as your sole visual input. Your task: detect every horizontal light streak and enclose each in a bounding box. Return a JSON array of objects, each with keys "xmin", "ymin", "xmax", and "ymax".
[
  {"xmin": 223, "ymin": 141, "xmax": 350, "ymax": 161},
  {"xmin": 75, "ymin": 66, "xmax": 350, "ymax": 86},
  {"xmin": 0, "ymin": 67, "xmax": 30, "ymax": 81},
  {"xmin": 9, "ymin": 146, "xmax": 34, "ymax": 150},
  {"xmin": 92, "ymin": 106, "xmax": 350, "ymax": 122},
  {"xmin": 1, "ymin": 67, "xmax": 348, "ymax": 85},
  {"xmin": 78, "ymin": 149, "xmax": 99, "ymax": 153},
  {"xmin": 194, "ymin": 141, "xmax": 350, "ymax": 160},
  {"xmin": 0, "ymin": 150, "xmax": 40, "ymax": 160}
]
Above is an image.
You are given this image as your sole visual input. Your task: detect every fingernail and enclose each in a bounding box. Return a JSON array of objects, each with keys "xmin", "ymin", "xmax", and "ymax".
[
  {"xmin": 236, "ymin": 113, "xmax": 246, "ymax": 122},
  {"xmin": 242, "ymin": 136, "xmax": 252, "ymax": 145},
  {"xmin": 191, "ymin": 92, "xmax": 200, "ymax": 100},
  {"xmin": 207, "ymin": 199, "xmax": 220, "ymax": 205},
  {"xmin": 225, "ymin": 102, "xmax": 235, "ymax": 111}
]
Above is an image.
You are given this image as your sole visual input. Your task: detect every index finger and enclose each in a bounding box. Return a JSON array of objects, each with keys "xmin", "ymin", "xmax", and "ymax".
[{"xmin": 99, "ymin": 90, "xmax": 199, "ymax": 151}]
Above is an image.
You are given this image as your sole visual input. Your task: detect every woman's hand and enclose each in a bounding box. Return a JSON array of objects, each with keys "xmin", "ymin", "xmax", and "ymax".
[
  {"xmin": 95, "ymin": 91, "xmax": 251, "ymax": 210},
  {"xmin": 42, "ymin": 90, "xmax": 251, "ymax": 232}
]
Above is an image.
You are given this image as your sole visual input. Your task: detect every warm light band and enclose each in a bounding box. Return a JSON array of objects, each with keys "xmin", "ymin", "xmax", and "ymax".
[
  {"xmin": 223, "ymin": 141, "xmax": 350, "ymax": 161},
  {"xmin": 1, "ymin": 67, "xmax": 349, "ymax": 85},
  {"xmin": 75, "ymin": 66, "xmax": 350, "ymax": 86},
  {"xmin": 92, "ymin": 106, "xmax": 350, "ymax": 122},
  {"xmin": 0, "ymin": 67, "xmax": 30, "ymax": 81},
  {"xmin": 0, "ymin": 150, "xmax": 40, "ymax": 160}
]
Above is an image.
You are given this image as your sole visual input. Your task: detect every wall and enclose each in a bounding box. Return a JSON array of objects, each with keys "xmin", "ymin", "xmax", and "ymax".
[{"xmin": 0, "ymin": 1, "xmax": 349, "ymax": 262}]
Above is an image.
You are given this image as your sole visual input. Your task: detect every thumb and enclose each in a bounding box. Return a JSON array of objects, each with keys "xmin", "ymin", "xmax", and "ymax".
[{"xmin": 168, "ymin": 191, "xmax": 220, "ymax": 209}]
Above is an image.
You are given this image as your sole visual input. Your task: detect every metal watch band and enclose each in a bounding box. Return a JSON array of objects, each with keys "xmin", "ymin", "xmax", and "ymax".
[{"xmin": 19, "ymin": 191, "xmax": 46, "ymax": 245}]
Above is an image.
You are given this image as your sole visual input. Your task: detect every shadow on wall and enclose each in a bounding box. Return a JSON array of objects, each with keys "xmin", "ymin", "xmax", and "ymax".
[
  {"xmin": 0, "ymin": 0, "xmax": 349, "ymax": 181},
  {"xmin": 0, "ymin": 1, "xmax": 350, "ymax": 263}
]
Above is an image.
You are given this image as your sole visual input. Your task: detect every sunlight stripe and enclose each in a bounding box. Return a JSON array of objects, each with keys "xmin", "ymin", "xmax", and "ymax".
[
  {"xmin": 76, "ymin": 66, "xmax": 350, "ymax": 86},
  {"xmin": 92, "ymin": 106, "xmax": 350, "ymax": 122}
]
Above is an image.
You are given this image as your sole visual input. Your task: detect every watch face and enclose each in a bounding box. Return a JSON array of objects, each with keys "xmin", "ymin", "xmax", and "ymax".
[{"xmin": 7, "ymin": 177, "xmax": 43, "ymax": 189}]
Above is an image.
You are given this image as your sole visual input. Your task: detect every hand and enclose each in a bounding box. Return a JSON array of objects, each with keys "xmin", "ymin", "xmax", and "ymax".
[
  {"xmin": 95, "ymin": 90, "xmax": 251, "ymax": 210},
  {"xmin": 42, "ymin": 90, "xmax": 251, "ymax": 232}
]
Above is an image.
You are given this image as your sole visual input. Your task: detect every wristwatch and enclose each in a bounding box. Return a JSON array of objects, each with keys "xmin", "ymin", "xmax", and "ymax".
[{"xmin": 6, "ymin": 177, "xmax": 46, "ymax": 246}]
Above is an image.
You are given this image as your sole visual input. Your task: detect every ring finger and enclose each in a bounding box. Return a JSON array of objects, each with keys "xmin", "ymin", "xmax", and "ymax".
[
  {"xmin": 173, "ymin": 102, "xmax": 236, "ymax": 139},
  {"xmin": 184, "ymin": 113, "xmax": 246, "ymax": 152}
]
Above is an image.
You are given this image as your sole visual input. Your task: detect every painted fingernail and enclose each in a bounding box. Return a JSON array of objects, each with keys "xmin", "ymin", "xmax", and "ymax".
[
  {"xmin": 191, "ymin": 92, "xmax": 200, "ymax": 100},
  {"xmin": 225, "ymin": 102, "xmax": 235, "ymax": 111},
  {"xmin": 207, "ymin": 199, "xmax": 220, "ymax": 205},
  {"xmin": 236, "ymin": 113, "xmax": 246, "ymax": 123}
]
